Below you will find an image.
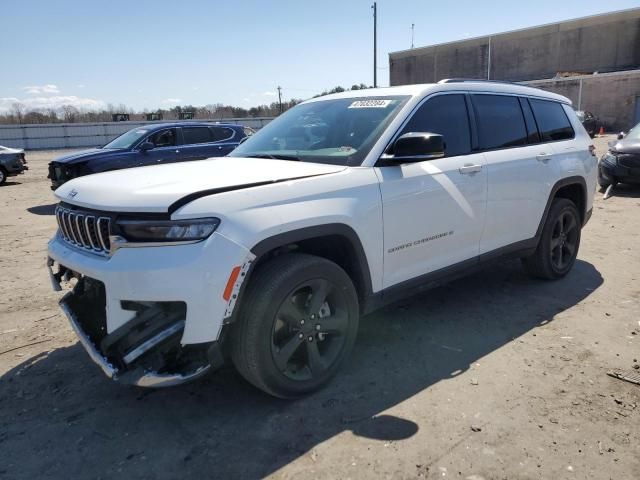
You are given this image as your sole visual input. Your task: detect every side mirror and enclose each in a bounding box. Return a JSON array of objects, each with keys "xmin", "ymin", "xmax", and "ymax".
[
  {"xmin": 139, "ymin": 141, "xmax": 155, "ymax": 152},
  {"xmin": 617, "ymin": 132, "xmax": 625, "ymax": 140},
  {"xmin": 382, "ymin": 132, "xmax": 445, "ymax": 163}
]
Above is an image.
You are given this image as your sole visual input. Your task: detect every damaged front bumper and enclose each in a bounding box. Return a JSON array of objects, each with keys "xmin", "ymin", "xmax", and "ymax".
[
  {"xmin": 55, "ymin": 274, "xmax": 219, "ymax": 387},
  {"xmin": 47, "ymin": 231, "xmax": 253, "ymax": 387}
]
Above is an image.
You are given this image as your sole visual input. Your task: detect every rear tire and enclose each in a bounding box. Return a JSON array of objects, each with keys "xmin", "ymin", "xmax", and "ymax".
[
  {"xmin": 230, "ymin": 253, "xmax": 359, "ymax": 398},
  {"xmin": 0, "ymin": 167, "xmax": 6, "ymax": 185},
  {"xmin": 522, "ymin": 198, "xmax": 581, "ymax": 280}
]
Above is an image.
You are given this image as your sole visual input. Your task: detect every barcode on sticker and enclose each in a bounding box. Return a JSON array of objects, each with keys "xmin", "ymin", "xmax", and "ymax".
[{"xmin": 348, "ymin": 100, "xmax": 392, "ymax": 109}]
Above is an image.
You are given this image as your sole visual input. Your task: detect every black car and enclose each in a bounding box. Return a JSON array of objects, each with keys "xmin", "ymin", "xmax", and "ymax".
[
  {"xmin": 48, "ymin": 122, "xmax": 253, "ymax": 190},
  {"xmin": 576, "ymin": 110, "xmax": 597, "ymax": 138},
  {"xmin": 598, "ymin": 123, "xmax": 640, "ymax": 190}
]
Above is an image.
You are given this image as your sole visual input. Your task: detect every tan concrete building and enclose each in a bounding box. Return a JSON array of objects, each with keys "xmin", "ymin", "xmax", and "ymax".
[{"xmin": 389, "ymin": 8, "xmax": 640, "ymax": 130}]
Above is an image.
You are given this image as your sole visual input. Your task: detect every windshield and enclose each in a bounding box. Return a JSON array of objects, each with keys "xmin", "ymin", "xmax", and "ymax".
[
  {"xmin": 625, "ymin": 123, "xmax": 640, "ymax": 141},
  {"xmin": 103, "ymin": 128, "xmax": 150, "ymax": 149},
  {"xmin": 230, "ymin": 96, "xmax": 410, "ymax": 165}
]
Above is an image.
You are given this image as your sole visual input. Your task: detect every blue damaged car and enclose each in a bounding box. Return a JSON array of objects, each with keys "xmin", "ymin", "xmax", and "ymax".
[{"xmin": 48, "ymin": 122, "xmax": 253, "ymax": 190}]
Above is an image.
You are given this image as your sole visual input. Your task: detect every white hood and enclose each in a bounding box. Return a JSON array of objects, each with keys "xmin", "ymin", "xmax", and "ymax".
[
  {"xmin": 54, "ymin": 157, "xmax": 345, "ymax": 213},
  {"xmin": 0, "ymin": 146, "xmax": 24, "ymax": 154}
]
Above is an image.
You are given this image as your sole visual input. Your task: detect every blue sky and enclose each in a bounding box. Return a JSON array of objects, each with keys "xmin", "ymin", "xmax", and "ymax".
[{"xmin": 2, "ymin": 0, "xmax": 637, "ymax": 112}]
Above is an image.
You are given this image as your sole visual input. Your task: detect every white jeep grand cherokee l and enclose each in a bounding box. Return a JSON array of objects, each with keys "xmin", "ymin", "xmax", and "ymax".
[{"xmin": 47, "ymin": 80, "xmax": 596, "ymax": 398}]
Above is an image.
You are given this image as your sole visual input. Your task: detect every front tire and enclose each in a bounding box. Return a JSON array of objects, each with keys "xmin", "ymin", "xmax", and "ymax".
[
  {"xmin": 0, "ymin": 167, "xmax": 6, "ymax": 185},
  {"xmin": 230, "ymin": 253, "xmax": 359, "ymax": 398},
  {"xmin": 523, "ymin": 198, "xmax": 581, "ymax": 280}
]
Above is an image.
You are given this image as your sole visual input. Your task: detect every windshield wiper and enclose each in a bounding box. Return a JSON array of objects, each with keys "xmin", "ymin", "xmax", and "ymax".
[{"xmin": 245, "ymin": 153, "xmax": 301, "ymax": 161}]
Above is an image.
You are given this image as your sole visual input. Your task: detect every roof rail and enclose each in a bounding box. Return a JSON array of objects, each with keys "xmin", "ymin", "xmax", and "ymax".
[{"xmin": 438, "ymin": 78, "xmax": 520, "ymax": 86}]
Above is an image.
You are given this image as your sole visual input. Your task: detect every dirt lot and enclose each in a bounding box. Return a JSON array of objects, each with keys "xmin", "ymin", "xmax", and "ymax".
[{"xmin": 1, "ymin": 138, "xmax": 639, "ymax": 480}]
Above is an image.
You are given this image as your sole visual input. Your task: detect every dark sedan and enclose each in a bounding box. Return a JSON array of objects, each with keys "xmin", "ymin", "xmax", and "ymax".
[
  {"xmin": 48, "ymin": 122, "xmax": 253, "ymax": 190},
  {"xmin": 598, "ymin": 123, "xmax": 640, "ymax": 191},
  {"xmin": 576, "ymin": 110, "xmax": 597, "ymax": 138}
]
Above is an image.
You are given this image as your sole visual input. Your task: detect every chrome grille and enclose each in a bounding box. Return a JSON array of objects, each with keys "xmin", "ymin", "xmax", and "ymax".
[{"xmin": 55, "ymin": 206, "xmax": 111, "ymax": 255}]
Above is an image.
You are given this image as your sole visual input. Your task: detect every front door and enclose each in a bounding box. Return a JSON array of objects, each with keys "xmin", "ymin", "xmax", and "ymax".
[
  {"xmin": 139, "ymin": 128, "xmax": 178, "ymax": 166},
  {"xmin": 375, "ymin": 93, "xmax": 488, "ymax": 289}
]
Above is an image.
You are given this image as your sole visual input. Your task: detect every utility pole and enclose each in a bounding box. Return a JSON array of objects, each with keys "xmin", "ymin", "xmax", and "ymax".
[
  {"xmin": 277, "ymin": 86, "xmax": 283, "ymax": 114},
  {"xmin": 487, "ymin": 37, "xmax": 492, "ymax": 80},
  {"xmin": 411, "ymin": 23, "xmax": 415, "ymax": 49},
  {"xmin": 372, "ymin": 2, "xmax": 377, "ymax": 88}
]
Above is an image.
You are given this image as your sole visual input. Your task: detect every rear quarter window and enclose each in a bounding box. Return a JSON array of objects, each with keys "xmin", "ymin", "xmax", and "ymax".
[
  {"xmin": 529, "ymin": 99, "xmax": 575, "ymax": 142},
  {"xmin": 210, "ymin": 127, "xmax": 234, "ymax": 142}
]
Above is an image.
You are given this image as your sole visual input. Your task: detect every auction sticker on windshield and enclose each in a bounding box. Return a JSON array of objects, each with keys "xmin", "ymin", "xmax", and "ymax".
[{"xmin": 348, "ymin": 100, "xmax": 392, "ymax": 108}]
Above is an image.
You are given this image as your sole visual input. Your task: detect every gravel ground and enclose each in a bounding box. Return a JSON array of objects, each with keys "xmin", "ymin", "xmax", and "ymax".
[{"xmin": 0, "ymin": 138, "xmax": 639, "ymax": 480}]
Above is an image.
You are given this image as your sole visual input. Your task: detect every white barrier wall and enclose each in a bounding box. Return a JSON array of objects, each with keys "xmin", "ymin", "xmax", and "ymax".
[{"xmin": 0, "ymin": 117, "xmax": 274, "ymax": 150}]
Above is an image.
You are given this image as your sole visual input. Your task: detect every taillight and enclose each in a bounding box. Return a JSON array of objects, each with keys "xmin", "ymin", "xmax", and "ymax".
[{"xmin": 588, "ymin": 145, "xmax": 596, "ymax": 157}]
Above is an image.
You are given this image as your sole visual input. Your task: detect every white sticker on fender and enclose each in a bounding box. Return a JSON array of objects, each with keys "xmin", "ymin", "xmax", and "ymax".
[{"xmin": 348, "ymin": 99, "xmax": 392, "ymax": 109}]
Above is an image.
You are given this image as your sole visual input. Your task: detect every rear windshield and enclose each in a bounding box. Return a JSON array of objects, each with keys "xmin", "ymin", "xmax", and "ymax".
[
  {"xmin": 229, "ymin": 96, "xmax": 410, "ymax": 166},
  {"xmin": 625, "ymin": 123, "xmax": 640, "ymax": 141}
]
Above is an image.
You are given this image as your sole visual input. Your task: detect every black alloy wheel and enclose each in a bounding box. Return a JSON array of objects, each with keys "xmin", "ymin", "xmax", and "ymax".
[
  {"xmin": 231, "ymin": 253, "xmax": 359, "ymax": 398},
  {"xmin": 549, "ymin": 210, "xmax": 579, "ymax": 271},
  {"xmin": 522, "ymin": 198, "xmax": 581, "ymax": 280},
  {"xmin": 272, "ymin": 278, "xmax": 349, "ymax": 381}
]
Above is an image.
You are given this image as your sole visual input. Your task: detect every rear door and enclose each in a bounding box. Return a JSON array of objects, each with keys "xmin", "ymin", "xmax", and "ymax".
[
  {"xmin": 473, "ymin": 94, "xmax": 553, "ymax": 255},
  {"xmin": 179, "ymin": 126, "xmax": 237, "ymax": 161},
  {"xmin": 210, "ymin": 126, "xmax": 238, "ymax": 156}
]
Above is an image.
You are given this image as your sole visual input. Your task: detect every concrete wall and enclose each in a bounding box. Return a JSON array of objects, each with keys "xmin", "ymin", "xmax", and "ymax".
[
  {"xmin": 389, "ymin": 8, "xmax": 640, "ymax": 85},
  {"xmin": 525, "ymin": 71, "xmax": 640, "ymax": 131},
  {"xmin": 0, "ymin": 117, "xmax": 274, "ymax": 150}
]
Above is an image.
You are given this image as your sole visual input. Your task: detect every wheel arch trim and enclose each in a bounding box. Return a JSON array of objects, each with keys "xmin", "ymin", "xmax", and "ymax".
[
  {"xmin": 250, "ymin": 223, "xmax": 374, "ymax": 296},
  {"xmin": 535, "ymin": 176, "xmax": 588, "ymax": 240}
]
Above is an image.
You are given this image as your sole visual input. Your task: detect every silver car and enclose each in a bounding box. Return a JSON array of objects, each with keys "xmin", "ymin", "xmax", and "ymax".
[{"xmin": 0, "ymin": 145, "xmax": 28, "ymax": 185}]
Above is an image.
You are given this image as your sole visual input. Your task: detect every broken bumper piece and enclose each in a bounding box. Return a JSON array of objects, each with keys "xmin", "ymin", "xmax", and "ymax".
[{"xmin": 58, "ymin": 276, "xmax": 220, "ymax": 388}]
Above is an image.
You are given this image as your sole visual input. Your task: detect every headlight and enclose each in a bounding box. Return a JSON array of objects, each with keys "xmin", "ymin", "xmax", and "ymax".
[{"xmin": 117, "ymin": 218, "xmax": 220, "ymax": 242}]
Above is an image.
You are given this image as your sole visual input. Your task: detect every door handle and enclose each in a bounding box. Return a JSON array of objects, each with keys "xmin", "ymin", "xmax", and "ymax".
[
  {"xmin": 536, "ymin": 152, "xmax": 552, "ymax": 163},
  {"xmin": 175, "ymin": 149, "xmax": 180, "ymax": 153},
  {"xmin": 459, "ymin": 164, "xmax": 482, "ymax": 175}
]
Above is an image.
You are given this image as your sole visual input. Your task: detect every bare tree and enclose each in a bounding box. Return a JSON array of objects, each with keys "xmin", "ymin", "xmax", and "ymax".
[
  {"xmin": 11, "ymin": 102, "xmax": 26, "ymax": 124},
  {"xmin": 60, "ymin": 105, "xmax": 79, "ymax": 123}
]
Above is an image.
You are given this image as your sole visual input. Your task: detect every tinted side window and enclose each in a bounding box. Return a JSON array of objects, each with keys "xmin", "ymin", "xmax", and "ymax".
[
  {"xmin": 148, "ymin": 128, "xmax": 176, "ymax": 147},
  {"xmin": 210, "ymin": 127, "xmax": 234, "ymax": 142},
  {"xmin": 401, "ymin": 94, "xmax": 471, "ymax": 157},
  {"xmin": 529, "ymin": 99, "xmax": 575, "ymax": 141},
  {"xmin": 472, "ymin": 94, "xmax": 527, "ymax": 150},
  {"xmin": 519, "ymin": 97, "xmax": 541, "ymax": 144},
  {"xmin": 182, "ymin": 127, "xmax": 213, "ymax": 145}
]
